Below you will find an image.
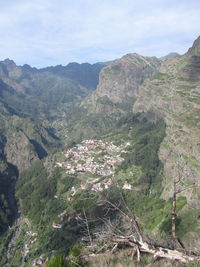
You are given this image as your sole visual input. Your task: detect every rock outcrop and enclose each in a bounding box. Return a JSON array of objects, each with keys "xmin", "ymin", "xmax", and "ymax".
[{"xmin": 83, "ymin": 53, "xmax": 160, "ymax": 113}]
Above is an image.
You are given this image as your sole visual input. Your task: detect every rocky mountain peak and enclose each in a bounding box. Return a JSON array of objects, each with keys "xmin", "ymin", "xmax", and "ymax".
[
  {"xmin": 0, "ymin": 58, "xmax": 22, "ymax": 81},
  {"xmin": 22, "ymin": 64, "xmax": 37, "ymax": 72},
  {"xmin": 83, "ymin": 53, "xmax": 161, "ymax": 113},
  {"xmin": 2, "ymin": 58, "xmax": 16, "ymax": 67},
  {"xmin": 187, "ymin": 35, "xmax": 200, "ymax": 55}
]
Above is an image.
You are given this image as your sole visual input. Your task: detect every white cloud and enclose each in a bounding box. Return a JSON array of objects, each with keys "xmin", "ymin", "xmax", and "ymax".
[{"xmin": 0, "ymin": 0, "xmax": 199, "ymax": 67}]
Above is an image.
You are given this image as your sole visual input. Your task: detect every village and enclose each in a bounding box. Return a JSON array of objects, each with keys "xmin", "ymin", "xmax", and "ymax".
[
  {"xmin": 55, "ymin": 139, "xmax": 128, "ymax": 176},
  {"xmin": 50, "ymin": 139, "xmax": 135, "ymax": 230}
]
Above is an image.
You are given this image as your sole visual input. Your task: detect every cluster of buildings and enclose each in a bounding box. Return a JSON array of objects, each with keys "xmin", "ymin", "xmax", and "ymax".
[
  {"xmin": 55, "ymin": 139, "xmax": 125, "ymax": 176},
  {"xmin": 90, "ymin": 178, "xmax": 112, "ymax": 192},
  {"xmin": 52, "ymin": 139, "xmax": 135, "ymax": 230},
  {"xmin": 90, "ymin": 179, "xmax": 133, "ymax": 192}
]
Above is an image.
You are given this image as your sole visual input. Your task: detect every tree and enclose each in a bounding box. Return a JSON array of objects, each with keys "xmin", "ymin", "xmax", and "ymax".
[
  {"xmin": 171, "ymin": 157, "xmax": 198, "ymax": 248},
  {"xmin": 88, "ymin": 181, "xmax": 200, "ymax": 264}
]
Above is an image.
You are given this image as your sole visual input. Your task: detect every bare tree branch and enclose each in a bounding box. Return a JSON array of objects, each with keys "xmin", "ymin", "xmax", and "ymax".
[{"xmin": 82, "ymin": 208, "xmax": 92, "ymax": 246}]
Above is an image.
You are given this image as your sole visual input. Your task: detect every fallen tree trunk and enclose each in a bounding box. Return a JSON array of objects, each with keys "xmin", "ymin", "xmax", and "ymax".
[
  {"xmin": 110, "ymin": 235, "xmax": 200, "ymax": 264},
  {"xmin": 93, "ymin": 191, "xmax": 200, "ymax": 265}
]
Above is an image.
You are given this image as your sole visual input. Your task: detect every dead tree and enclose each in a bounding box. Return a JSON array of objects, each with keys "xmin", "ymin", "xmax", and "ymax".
[
  {"xmin": 171, "ymin": 158, "xmax": 198, "ymax": 248},
  {"xmin": 78, "ymin": 173, "xmax": 200, "ymax": 264},
  {"xmin": 96, "ymin": 198, "xmax": 200, "ymax": 264},
  {"xmin": 82, "ymin": 208, "xmax": 92, "ymax": 246},
  {"xmin": 171, "ymin": 175, "xmax": 180, "ymax": 245},
  {"xmin": 89, "ymin": 177, "xmax": 200, "ymax": 265}
]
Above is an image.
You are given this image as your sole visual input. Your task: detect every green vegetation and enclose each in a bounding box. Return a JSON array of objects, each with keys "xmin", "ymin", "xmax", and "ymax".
[
  {"xmin": 47, "ymin": 249, "xmax": 83, "ymax": 267},
  {"xmin": 16, "ymin": 161, "xmax": 59, "ymax": 225},
  {"xmin": 98, "ymin": 114, "xmax": 170, "ymax": 233},
  {"xmin": 0, "ymin": 158, "xmax": 17, "ymax": 235},
  {"xmin": 182, "ymin": 155, "xmax": 200, "ymax": 171},
  {"xmin": 67, "ymin": 112, "xmax": 118, "ymax": 142},
  {"xmin": 124, "ymin": 191, "xmax": 171, "ymax": 230},
  {"xmin": 15, "ymin": 161, "xmax": 78, "ymax": 259},
  {"xmin": 15, "ymin": 160, "xmax": 102, "ymax": 262},
  {"xmin": 47, "ymin": 244, "xmax": 83, "ymax": 267},
  {"xmin": 176, "ymin": 208, "xmax": 200, "ymax": 238},
  {"xmin": 151, "ymin": 72, "xmax": 171, "ymax": 80},
  {"xmin": 116, "ymin": 165, "xmax": 143, "ymax": 185},
  {"xmin": 117, "ymin": 115, "xmax": 166, "ymax": 193},
  {"xmin": 177, "ymin": 85, "xmax": 195, "ymax": 91},
  {"xmin": 177, "ymin": 76, "xmax": 192, "ymax": 81},
  {"xmin": 47, "ymin": 255, "xmax": 68, "ymax": 267},
  {"xmin": 109, "ymin": 64, "xmax": 122, "ymax": 73},
  {"xmin": 97, "ymin": 95, "xmax": 116, "ymax": 107},
  {"xmin": 188, "ymin": 262, "xmax": 200, "ymax": 267},
  {"xmin": 97, "ymin": 95, "xmax": 135, "ymax": 113},
  {"xmin": 160, "ymin": 196, "xmax": 187, "ymax": 235}
]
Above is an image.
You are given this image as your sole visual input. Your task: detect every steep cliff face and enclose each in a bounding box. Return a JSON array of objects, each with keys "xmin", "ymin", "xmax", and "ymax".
[
  {"xmin": 0, "ymin": 59, "xmax": 25, "ymax": 93},
  {"xmin": 3, "ymin": 116, "xmax": 58, "ymax": 172},
  {"xmin": 83, "ymin": 53, "xmax": 160, "ymax": 113},
  {"xmin": 0, "ymin": 80, "xmax": 58, "ymax": 172},
  {"xmin": 133, "ymin": 36, "xmax": 200, "ymax": 208},
  {"xmin": 5, "ymin": 130, "xmax": 39, "ymax": 172}
]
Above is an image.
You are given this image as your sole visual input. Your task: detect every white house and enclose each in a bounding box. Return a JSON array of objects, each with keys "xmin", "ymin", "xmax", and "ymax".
[{"xmin": 123, "ymin": 181, "xmax": 132, "ymax": 190}]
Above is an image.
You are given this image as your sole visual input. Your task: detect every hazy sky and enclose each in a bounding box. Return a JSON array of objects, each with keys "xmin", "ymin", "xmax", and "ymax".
[{"xmin": 0, "ymin": 0, "xmax": 199, "ymax": 67}]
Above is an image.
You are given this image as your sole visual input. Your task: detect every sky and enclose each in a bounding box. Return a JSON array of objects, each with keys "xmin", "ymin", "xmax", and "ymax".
[{"xmin": 0, "ymin": 0, "xmax": 199, "ymax": 68}]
